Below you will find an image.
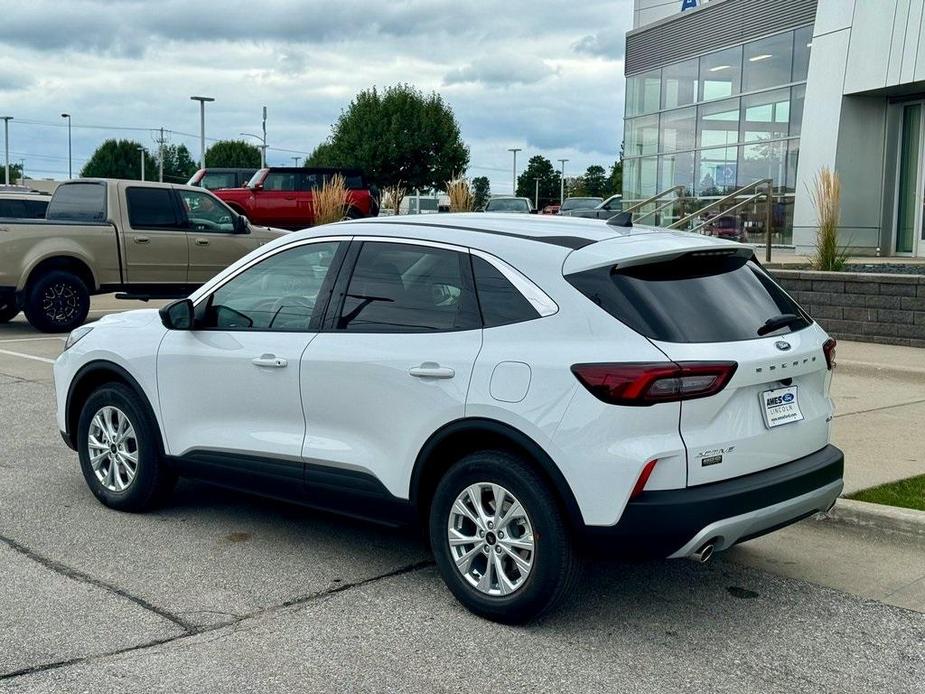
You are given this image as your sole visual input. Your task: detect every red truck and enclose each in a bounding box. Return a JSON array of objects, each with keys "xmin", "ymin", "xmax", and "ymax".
[{"xmin": 212, "ymin": 167, "xmax": 379, "ymax": 230}]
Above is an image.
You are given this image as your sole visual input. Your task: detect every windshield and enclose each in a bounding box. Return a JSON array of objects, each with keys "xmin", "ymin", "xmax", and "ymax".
[
  {"xmin": 486, "ymin": 198, "xmax": 530, "ymax": 212},
  {"xmin": 560, "ymin": 197, "xmax": 602, "ymax": 211},
  {"xmin": 566, "ymin": 254, "xmax": 812, "ymax": 343}
]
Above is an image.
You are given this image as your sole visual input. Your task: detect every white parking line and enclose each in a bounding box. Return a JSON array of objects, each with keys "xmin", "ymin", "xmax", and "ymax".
[
  {"xmin": 0, "ymin": 336, "xmax": 66, "ymax": 344},
  {"xmin": 0, "ymin": 348, "xmax": 56, "ymax": 365}
]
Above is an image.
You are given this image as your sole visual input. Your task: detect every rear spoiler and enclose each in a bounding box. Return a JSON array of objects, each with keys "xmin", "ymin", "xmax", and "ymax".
[{"xmin": 562, "ymin": 231, "xmax": 751, "ymax": 275}]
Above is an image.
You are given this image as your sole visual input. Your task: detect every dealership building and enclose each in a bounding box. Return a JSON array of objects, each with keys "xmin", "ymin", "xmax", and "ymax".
[{"xmin": 624, "ymin": 0, "xmax": 925, "ymax": 257}]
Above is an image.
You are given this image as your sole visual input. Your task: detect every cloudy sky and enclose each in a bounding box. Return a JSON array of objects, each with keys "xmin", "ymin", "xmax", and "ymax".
[{"xmin": 0, "ymin": 0, "xmax": 633, "ymax": 190}]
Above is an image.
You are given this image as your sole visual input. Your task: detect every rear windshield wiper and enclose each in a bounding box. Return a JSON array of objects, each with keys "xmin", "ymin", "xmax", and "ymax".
[{"xmin": 757, "ymin": 313, "xmax": 803, "ymax": 336}]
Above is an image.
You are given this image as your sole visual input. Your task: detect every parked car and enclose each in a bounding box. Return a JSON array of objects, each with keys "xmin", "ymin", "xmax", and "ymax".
[
  {"xmin": 483, "ymin": 196, "xmax": 533, "ymax": 213},
  {"xmin": 558, "ymin": 197, "xmax": 602, "ymax": 214},
  {"xmin": 0, "ymin": 188, "xmax": 51, "ymax": 219},
  {"xmin": 703, "ymin": 214, "xmax": 746, "ymax": 242},
  {"xmin": 0, "ymin": 179, "xmax": 286, "ymax": 331},
  {"xmin": 559, "ymin": 194, "xmax": 623, "ymax": 220},
  {"xmin": 54, "ymin": 213, "xmax": 843, "ymax": 623},
  {"xmin": 541, "ymin": 204, "xmax": 560, "ymax": 215},
  {"xmin": 187, "ymin": 168, "xmax": 258, "ymax": 191},
  {"xmin": 214, "ymin": 167, "xmax": 379, "ymax": 230}
]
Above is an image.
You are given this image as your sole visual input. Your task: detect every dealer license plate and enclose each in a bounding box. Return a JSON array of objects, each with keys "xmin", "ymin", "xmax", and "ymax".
[{"xmin": 760, "ymin": 386, "xmax": 803, "ymax": 429}]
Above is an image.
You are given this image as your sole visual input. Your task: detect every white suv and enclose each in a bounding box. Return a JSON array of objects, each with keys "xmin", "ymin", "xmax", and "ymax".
[{"xmin": 54, "ymin": 213, "xmax": 844, "ymax": 623}]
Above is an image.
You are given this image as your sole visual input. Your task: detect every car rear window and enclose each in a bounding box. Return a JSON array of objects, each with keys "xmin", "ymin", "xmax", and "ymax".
[
  {"xmin": 46, "ymin": 183, "xmax": 106, "ymax": 222},
  {"xmin": 565, "ymin": 253, "xmax": 812, "ymax": 343}
]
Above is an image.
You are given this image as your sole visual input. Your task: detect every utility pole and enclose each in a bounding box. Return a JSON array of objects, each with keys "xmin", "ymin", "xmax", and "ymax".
[
  {"xmin": 261, "ymin": 106, "xmax": 267, "ymax": 169},
  {"xmin": 158, "ymin": 127, "xmax": 165, "ymax": 182},
  {"xmin": 1, "ymin": 116, "xmax": 12, "ymax": 185},
  {"xmin": 138, "ymin": 146, "xmax": 145, "ymax": 181},
  {"xmin": 507, "ymin": 147, "xmax": 522, "ymax": 195},
  {"xmin": 241, "ymin": 132, "xmax": 267, "ymax": 168},
  {"xmin": 190, "ymin": 96, "xmax": 214, "ymax": 169},
  {"xmin": 558, "ymin": 158, "xmax": 569, "ymax": 205},
  {"xmin": 18, "ymin": 159, "xmax": 24, "ymax": 184},
  {"xmin": 61, "ymin": 113, "xmax": 72, "ymax": 179},
  {"xmin": 291, "ymin": 156, "xmax": 301, "ymax": 166}
]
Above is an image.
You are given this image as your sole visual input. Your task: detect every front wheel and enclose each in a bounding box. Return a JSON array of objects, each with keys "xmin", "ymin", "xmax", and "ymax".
[
  {"xmin": 23, "ymin": 270, "xmax": 90, "ymax": 332},
  {"xmin": 429, "ymin": 450, "xmax": 581, "ymax": 624}
]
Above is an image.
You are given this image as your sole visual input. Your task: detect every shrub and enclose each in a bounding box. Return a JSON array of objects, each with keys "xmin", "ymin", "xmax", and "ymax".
[
  {"xmin": 382, "ymin": 184, "xmax": 406, "ymax": 215},
  {"xmin": 810, "ymin": 167, "xmax": 848, "ymax": 271},
  {"xmin": 311, "ymin": 173, "xmax": 349, "ymax": 226},
  {"xmin": 446, "ymin": 176, "xmax": 474, "ymax": 212}
]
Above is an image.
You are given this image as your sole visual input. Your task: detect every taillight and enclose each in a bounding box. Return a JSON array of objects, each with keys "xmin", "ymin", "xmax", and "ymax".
[
  {"xmin": 571, "ymin": 361, "xmax": 738, "ymax": 406},
  {"xmin": 631, "ymin": 459, "xmax": 658, "ymax": 499},
  {"xmin": 823, "ymin": 338, "xmax": 837, "ymax": 370}
]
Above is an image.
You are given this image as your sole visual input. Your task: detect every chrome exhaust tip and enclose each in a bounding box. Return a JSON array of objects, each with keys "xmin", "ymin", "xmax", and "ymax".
[{"xmin": 692, "ymin": 541, "xmax": 715, "ymax": 564}]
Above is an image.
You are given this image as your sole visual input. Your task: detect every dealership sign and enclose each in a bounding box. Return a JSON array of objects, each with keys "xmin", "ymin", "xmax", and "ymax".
[{"xmin": 681, "ymin": 0, "xmax": 699, "ymax": 10}]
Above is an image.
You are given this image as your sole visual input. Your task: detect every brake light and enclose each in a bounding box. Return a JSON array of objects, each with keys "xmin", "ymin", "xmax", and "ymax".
[
  {"xmin": 571, "ymin": 362, "xmax": 738, "ymax": 406},
  {"xmin": 823, "ymin": 338, "xmax": 837, "ymax": 370},
  {"xmin": 631, "ymin": 459, "xmax": 658, "ymax": 499}
]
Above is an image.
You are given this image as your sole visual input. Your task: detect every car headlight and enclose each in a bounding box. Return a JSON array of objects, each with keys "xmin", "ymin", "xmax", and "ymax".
[{"xmin": 64, "ymin": 326, "xmax": 93, "ymax": 351}]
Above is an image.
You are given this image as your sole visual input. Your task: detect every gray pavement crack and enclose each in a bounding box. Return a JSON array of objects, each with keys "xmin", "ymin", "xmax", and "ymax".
[
  {"xmin": 0, "ymin": 552, "xmax": 434, "ymax": 682},
  {"xmin": 834, "ymin": 397, "xmax": 925, "ymax": 419}
]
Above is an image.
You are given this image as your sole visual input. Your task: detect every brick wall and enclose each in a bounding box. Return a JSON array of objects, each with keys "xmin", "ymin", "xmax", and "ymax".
[{"xmin": 772, "ymin": 270, "xmax": 925, "ymax": 347}]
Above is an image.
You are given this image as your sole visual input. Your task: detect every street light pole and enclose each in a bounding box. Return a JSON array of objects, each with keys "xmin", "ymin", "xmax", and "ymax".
[
  {"xmin": 291, "ymin": 156, "xmax": 301, "ymax": 166},
  {"xmin": 534, "ymin": 178, "xmax": 540, "ymax": 210},
  {"xmin": 558, "ymin": 158, "xmax": 569, "ymax": 205},
  {"xmin": 508, "ymin": 147, "xmax": 522, "ymax": 195},
  {"xmin": 190, "ymin": 96, "xmax": 214, "ymax": 169},
  {"xmin": 61, "ymin": 113, "xmax": 72, "ymax": 179},
  {"xmin": 262, "ymin": 106, "xmax": 268, "ymax": 168},
  {"xmin": 240, "ymin": 133, "xmax": 267, "ymax": 168},
  {"xmin": 1, "ymin": 116, "xmax": 12, "ymax": 185},
  {"xmin": 138, "ymin": 146, "xmax": 145, "ymax": 181}
]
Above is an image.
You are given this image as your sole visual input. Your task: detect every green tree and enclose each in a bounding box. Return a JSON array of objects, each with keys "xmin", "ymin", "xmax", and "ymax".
[
  {"xmin": 471, "ymin": 176, "xmax": 490, "ymax": 210},
  {"xmin": 582, "ymin": 165, "xmax": 608, "ymax": 198},
  {"xmin": 3, "ymin": 163, "xmax": 23, "ymax": 185},
  {"xmin": 515, "ymin": 155, "xmax": 560, "ymax": 208},
  {"xmin": 160, "ymin": 144, "xmax": 199, "ymax": 182},
  {"xmin": 204, "ymin": 140, "xmax": 262, "ymax": 168},
  {"xmin": 307, "ymin": 84, "xmax": 469, "ymax": 190},
  {"xmin": 80, "ymin": 139, "xmax": 158, "ymax": 180},
  {"xmin": 608, "ymin": 159, "xmax": 623, "ymax": 196}
]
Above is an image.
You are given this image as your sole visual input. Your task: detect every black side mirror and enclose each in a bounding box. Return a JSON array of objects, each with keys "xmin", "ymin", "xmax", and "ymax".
[
  {"xmin": 233, "ymin": 214, "xmax": 249, "ymax": 234},
  {"xmin": 159, "ymin": 298, "xmax": 194, "ymax": 330}
]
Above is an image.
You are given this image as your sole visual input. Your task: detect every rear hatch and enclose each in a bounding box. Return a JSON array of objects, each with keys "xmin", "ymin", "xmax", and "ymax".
[{"xmin": 565, "ymin": 242, "xmax": 834, "ymax": 486}]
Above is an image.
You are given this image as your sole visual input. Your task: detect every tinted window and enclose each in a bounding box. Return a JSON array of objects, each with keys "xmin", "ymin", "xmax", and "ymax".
[
  {"xmin": 560, "ymin": 198, "xmax": 602, "ymax": 212},
  {"xmin": 205, "ymin": 242, "xmax": 342, "ymax": 331},
  {"xmin": 200, "ymin": 172, "xmax": 239, "ymax": 190},
  {"xmin": 472, "ymin": 256, "xmax": 540, "ymax": 327},
  {"xmin": 23, "ymin": 199, "xmax": 48, "ymax": 218},
  {"xmin": 263, "ymin": 172, "xmax": 299, "ymax": 191},
  {"xmin": 0, "ymin": 198, "xmax": 47, "ymax": 218},
  {"xmin": 566, "ymin": 255, "xmax": 811, "ymax": 343},
  {"xmin": 46, "ymin": 183, "xmax": 106, "ymax": 222},
  {"xmin": 126, "ymin": 188, "xmax": 181, "ymax": 229},
  {"xmin": 178, "ymin": 189, "xmax": 235, "ymax": 233},
  {"xmin": 338, "ymin": 242, "xmax": 479, "ymax": 332},
  {"xmin": 485, "ymin": 198, "xmax": 530, "ymax": 213}
]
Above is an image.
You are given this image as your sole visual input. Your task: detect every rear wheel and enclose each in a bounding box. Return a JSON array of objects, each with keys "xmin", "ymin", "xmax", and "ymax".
[
  {"xmin": 429, "ymin": 450, "xmax": 581, "ymax": 624},
  {"xmin": 23, "ymin": 270, "xmax": 90, "ymax": 333}
]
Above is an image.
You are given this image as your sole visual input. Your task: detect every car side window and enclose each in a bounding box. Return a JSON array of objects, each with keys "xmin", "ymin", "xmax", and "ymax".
[
  {"xmin": 337, "ymin": 242, "xmax": 480, "ymax": 333},
  {"xmin": 126, "ymin": 187, "xmax": 182, "ymax": 229},
  {"xmin": 202, "ymin": 241, "xmax": 342, "ymax": 331},
  {"xmin": 263, "ymin": 172, "xmax": 297, "ymax": 191},
  {"xmin": 178, "ymin": 189, "xmax": 235, "ymax": 233},
  {"xmin": 471, "ymin": 256, "xmax": 541, "ymax": 327}
]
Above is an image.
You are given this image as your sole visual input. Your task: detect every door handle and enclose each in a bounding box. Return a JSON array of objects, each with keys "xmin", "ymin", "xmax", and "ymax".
[
  {"xmin": 195, "ymin": 238, "xmax": 210, "ymax": 246},
  {"xmin": 252, "ymin": 354, "xmax": 288, "ymax": 368},
  {"xmin": 409, "ymin": 362, "xmax": 455, "ymax": 379},
  {"xmin": 134, "ymin": 236, "xmax": 150, "ymax": 244}
]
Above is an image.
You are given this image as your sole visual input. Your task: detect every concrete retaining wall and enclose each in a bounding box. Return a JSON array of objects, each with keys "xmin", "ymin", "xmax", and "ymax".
[{"xmin": 772, "ymin": 269, "xmax": 925, "ymax": 347}]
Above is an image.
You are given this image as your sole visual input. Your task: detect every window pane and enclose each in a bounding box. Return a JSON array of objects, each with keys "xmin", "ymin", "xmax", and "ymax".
[
  {"xmin": 792, "ymin": 25, "xmax": 813, "ymax": 82},
  {"xmin": 626, "ymin": 70, "xmax": 661, "ymax": 116},
  {"xmin": 789, "ymin": 84, "xmax": 806, "ymax": 137},
  {"xmin": 472, "ymin": 256, "xmax": 540, "ymax": 327},
  {"xmin": 697, "ymin": 147, "xmax": 738, "ymax": 195},
  {"xmin": 263, "ymin": 172, "xmax": 298, "ymax": 191},
  {"xmin": 339, "ymin": 242, "xmax": 479, "ymax": 332},
  {"xmin": 739, "ymin": 140, "xmax": 788, "ymax": 189},
  {"xmin": 625, "ymin": 114, "xmax": 660, "ymax": 157},
  {"xmin": 200, "ymin": 173, "xmax": 238, "ymax": 190},
  {"xmin": 178, "ymin": 190, "xmax": 236, "ymax": 233},
  {"xmin": 786, "ymin": 139, "xmax": 800, "ymax": 193},
  {"xmin": 208, "ymin": 241, "xmax": 341, "ymax": 331},
  {"xmin": 743, "ymin": 32, "xmax": 794, "ymax": 92},
  {"xmin": 661, "ymin": 58, "xmax": 698, "ymax": 109},
  {"xmin": 698, "ymin": 97, "xmax": 740, "ymax": 149},
  {"xmin": 699, "ymin": 46, "xmax": 742, "ymax": 101},
  {"xmin": 659, "ymin": 152, "xmax": 695, "ymax": 197},
  {"xmin": 741, "ymin": 88, "xmax": 790, "ymax": 143},
  {"xmin": 659, "ymin": 107, "xmax": 696, "ymax": 152},
  {"xmin": 126, "ymin": 188, "xmax": 179, "ymax": 229},
  {"xmin": 46, "ymin": 183, "xmax": 106, "ymax": 222}
]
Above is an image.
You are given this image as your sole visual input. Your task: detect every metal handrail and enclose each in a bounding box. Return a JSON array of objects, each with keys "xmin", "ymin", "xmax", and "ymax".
[
  {"xmin": 634, "ymin": 196, "xmax": 683, "ymax": 223},
  {"xmin": 686, "ymin": 193, "xmax": 766, "ymax": 234},
  {"xmin": 623, "ymin": 185, "xmax": 684, "ymax": 215},
  {"xmin": 667, "ymin": 179, "xmax": 772, "ymax": 231}
]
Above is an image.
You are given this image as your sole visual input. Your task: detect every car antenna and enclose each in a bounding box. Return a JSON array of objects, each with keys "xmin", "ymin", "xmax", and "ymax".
[{"xmin": 606, "ymin": 212, "xmax": 633, "ymax": 228}]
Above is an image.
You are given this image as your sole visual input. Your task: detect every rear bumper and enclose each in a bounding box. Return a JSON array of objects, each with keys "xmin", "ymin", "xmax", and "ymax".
[{"xmin": 583, "ymin": 444, "xmax": 844, "ymax": 558}]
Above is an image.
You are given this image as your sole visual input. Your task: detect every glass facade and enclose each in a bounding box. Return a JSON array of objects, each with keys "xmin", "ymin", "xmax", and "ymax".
[{"xmin": 623, "ymin": 25, "xmax": 812, "ymax": 244}]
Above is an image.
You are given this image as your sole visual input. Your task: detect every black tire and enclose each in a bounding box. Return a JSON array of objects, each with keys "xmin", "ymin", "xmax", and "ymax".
[
  {"xmin": 23, "ymin": 270, "xmax": 90, "ymax": 333},
  {"xmin": 0, "ymin": 297, "xmax": 18, "ymax": 323},
  {"xmin": 345, "ymin": 206, "xmax": 364, "ymax": 220},
  {"xmin": 77, "ymin": 383, "xmax": 176, "ymax": 512},
  {"xmin": 429, "ymin": 450, "xmax": 582, "ymax": 624}
]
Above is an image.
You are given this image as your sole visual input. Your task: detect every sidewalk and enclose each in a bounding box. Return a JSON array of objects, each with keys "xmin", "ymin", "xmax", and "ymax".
[
  {"xmin": 832, "ymin": 340, "xmax": 925, "ymax": 494},
  {"xmin": 764, "ymin": 247, "xmax": 925, "ymax": 270}
]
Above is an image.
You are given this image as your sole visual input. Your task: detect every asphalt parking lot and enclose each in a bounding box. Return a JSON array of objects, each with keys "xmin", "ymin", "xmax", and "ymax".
[{"xmin": 1, "ymin": 297, "xmax": 924, "ymax": 693}]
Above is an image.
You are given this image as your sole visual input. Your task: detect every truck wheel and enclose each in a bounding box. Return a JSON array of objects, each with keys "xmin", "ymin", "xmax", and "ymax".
[
  {"xmin": 0, "ymin": 297, "xmax": 18, "ymax": 323},
  {"xmin": 346, "ymin": 206, "xmax": 364, "ymax": 220},
  {"xmin": 429, "ymin": 450, "xmax": 582, "ymax": 624},
  {"xmin": 23, "ymin": 270, "xmax": 91, "ymax": 333}
]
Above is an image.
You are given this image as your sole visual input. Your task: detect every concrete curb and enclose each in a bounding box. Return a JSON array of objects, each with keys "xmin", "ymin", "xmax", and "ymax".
[
  {"xmin": 824, "ymin": 498, "xmax": 925, "ymax": 538},
  {"xmin": 838, "ymin": 359, "xmax": 925, "ymax": 380}
]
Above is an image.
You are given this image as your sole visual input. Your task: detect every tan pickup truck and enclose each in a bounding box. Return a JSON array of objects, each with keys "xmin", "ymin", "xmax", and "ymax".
[{"xmin": 0, "ymin": 179, "xmax": 286, "ymax": 332}]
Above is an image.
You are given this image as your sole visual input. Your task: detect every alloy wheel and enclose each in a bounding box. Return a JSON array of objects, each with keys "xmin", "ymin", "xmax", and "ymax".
[
  {"xmin": 41, "ymin": 281, "xmax": 80, "ymax": 325},
  {"xmin": 87, "ymin": 406, "xmax": 139, "ymax": 492}
]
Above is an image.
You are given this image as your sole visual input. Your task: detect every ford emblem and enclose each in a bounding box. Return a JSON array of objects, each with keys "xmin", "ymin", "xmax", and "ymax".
[{"xmin": 775, "ymin": 341, "xmax": 792, "ymax": 351}]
